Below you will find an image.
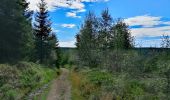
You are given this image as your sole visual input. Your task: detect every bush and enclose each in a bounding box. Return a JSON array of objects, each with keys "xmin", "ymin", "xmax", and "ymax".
[{"xmin": 0, "ymin": 62, "xmax": 57, "ymax": 100}]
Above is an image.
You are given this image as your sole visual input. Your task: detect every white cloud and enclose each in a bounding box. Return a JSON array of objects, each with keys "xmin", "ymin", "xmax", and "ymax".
[
  {"xmin": 125, "ymin": 15, "xmax": 162, "ymax": 27},
  {"xmin": 27, "ymin": 0, "xmax": 109, "ymax": 11},
  {"xmin": 124, "ymin": 15, "xmax": 170, "ymax": 38},
  {"xmin": 59, "ymin": 40, "xmax": 76, "ymax": 47},
  {"xmin": 131, "ymin": 26, "xmax": 170, "ymax": 37},
  {"xmin": 125, "ymin": 15, "xmax": 170, "ymax": 27},
  {"xmin": 66, "ymin": 8, "xmax": 86, "ymax": 18},
  {"xmin": 77, "ymin": 9, "xmax": 86, "ymax": 12},
  {"xmin": 53, "ymin": 29, "xmax": 60, "ymax": 33},
  {"xmin": 66, "ymin": 12, "xmax": 81, "ymax": 18},
  {"xmin": 51, "ymin": 27, "xmax": 60, "ymax": 33},
  {"xmin": 61, "ymin": 24, "xmax": 76, "ymax": 28}
]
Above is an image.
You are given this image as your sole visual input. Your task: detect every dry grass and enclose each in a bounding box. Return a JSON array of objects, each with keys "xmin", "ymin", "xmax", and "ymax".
[{"xmin": 70, "ymin": 71, "xmax": 102, "ymax": 100}]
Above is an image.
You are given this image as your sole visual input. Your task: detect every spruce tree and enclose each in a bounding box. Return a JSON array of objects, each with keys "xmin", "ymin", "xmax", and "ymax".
[
  {"xmin": 34, "ymin": 0, "xmax": 59, "ymax": 66},
  {"xmin": 19, "ymin": 0, "xmax": 34, "ymax": 61},
  {"xmin": 0, "ymin": 0, "xmax": 33, "ymax": 63}
]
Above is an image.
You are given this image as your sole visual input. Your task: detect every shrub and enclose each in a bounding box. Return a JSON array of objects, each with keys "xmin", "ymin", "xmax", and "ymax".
[{"xmin": 0, "ymin": 62, "xmax": 57, "ymax": 99}]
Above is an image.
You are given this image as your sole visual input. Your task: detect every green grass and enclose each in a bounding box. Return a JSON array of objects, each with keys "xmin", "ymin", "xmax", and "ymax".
[
  {"xmin": 65, "ymin": 48, "xmax": 170, "ymax": 100},
  {"xmin": 0, "ymin": 61, "xmax": 58, "ymax": 100},
  {"xmin": 70, "ymin": 68, "xmax": 168, "ymax": 100},
  {"xmin": 33, "ymin": 82, "xmax": 52, "ymax": 100},
  {"xmin": 70, "ymin": 71, "xmax": 86, "ymax": 100}
]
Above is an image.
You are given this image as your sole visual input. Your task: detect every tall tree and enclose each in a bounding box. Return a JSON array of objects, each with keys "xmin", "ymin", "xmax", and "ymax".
[
  {"xmin": 98, "ymin": 9, "xmax": 113, "ymax": 49},
  {"xmin": 19, "ymin": 0, "xmax": 34, "ymax": 61},
  {"xmin": 112, "ymin": 19, "xmax": 134, "ymax": 49},
  {"xmin": 77, "ymin": 12, "xmax": 99, "ymax": 67},
  {"xmin": 34, "ymin": 0, "xmax": 56, "ymax": 64},
  {"xmin": 0, "ymin": 0, "xmax": 33, "ymax": 63}
]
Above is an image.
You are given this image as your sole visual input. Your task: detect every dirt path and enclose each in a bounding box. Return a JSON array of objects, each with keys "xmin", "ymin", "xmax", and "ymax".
[{"xmin": 47, "ymin": 68, "xmax": 71, "ymax": 100}]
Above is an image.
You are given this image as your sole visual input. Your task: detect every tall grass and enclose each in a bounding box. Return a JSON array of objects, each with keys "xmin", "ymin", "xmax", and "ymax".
[{"xmin": 0, "ymin": 62, "xmax": 58, "ymax": 100}]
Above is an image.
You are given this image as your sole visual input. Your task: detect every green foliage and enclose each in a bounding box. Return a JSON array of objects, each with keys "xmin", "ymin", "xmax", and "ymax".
[
  {"xmin": 72, "ymin": 68, "xmax": 168, "ymax": 100},
  {"xmin": 86, "ymin": 70, "xmax": 114, "ymax": 86},
  {"xmin": 0, "ymin": 0, "xmax": 33, "ymax": 63},
  {"xmin": 113, "ymin": 19, "xmax": 134, "ymax": 49},
  {"xmin": 76, "ymin": 10, "xmax": 134, "ymax": 69},
  {"xmin": 33, "ymin": 0, "xmax": 59, "ymax": 66},
  {"xmin": 0, "ymin": 62, "xmax": 58, "ymax": 100},
  {"xmin": 77, "ymin": 11, "xmax": 99, "ymax": 67},
  {"xmin": 59, "ymin": 48, "xmax": 77, "ymax": 67},
  {"xmin": 70, "ymin": 48, "xmax": 170, "ymax": 99}
]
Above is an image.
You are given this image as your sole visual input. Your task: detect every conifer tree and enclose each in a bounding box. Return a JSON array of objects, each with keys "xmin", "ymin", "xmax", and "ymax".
[
  {"xmin": 0, "ymin": 0, "xmax": 33, "ymax": 63},
  {"xmin": 33, "ymin": 0, "xmax": 59, "ymax": 66},
  {"xmin": 19, "ymin": 0, "xmax": 34, "ymax": 61},
  {"xmin": 33, "ymin": 0, "xmax": 52, "ymax": 63}
]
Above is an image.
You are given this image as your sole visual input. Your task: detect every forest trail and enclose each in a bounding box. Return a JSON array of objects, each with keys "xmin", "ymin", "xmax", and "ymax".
[{"xmin": 47, "ymin": 68, "xmax": 71, "ymax": 100}]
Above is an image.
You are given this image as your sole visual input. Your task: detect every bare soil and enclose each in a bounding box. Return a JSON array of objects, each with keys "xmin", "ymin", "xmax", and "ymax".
[{"xmin": 47, "ymin": 68, "xmax": 71, "ymax": 100}]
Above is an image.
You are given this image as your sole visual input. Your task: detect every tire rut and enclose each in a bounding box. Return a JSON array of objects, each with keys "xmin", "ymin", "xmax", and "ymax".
[{"xmin": 47, "ymin": 68, "xmax": 71, "ymax": 100}]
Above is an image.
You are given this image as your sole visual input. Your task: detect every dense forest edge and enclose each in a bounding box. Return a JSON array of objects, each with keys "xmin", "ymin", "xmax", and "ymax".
[
  {"xmin": 0, "ymin": 0, "xmax": 60, "ymax": 99},
  {"xmin": 0, "ymin": 0, "xmax": 170, "ymax": 100}
]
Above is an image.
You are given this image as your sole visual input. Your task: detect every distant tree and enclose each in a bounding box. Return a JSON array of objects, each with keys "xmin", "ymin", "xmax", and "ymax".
[
  {"xmin": 75, "ymin": 34, "xmax": 80, "ymax": 49},
  {"xmin": 112, "ymin": 19, "xmax": 134, "ymax": 49},
  {"xmin": 161, "ymin": 34, "xmax": 170, "ymax": 48},
  {"xmin": 47, "ymin": 33, "xmax": 60, "ymax": 67},
  {"xmin": 55, "ymin": 36, "xmax": 61, "ymax": 68},
  {"xmin": 33, "ymin": 0, "xmax": 53, "ymax": 64}
]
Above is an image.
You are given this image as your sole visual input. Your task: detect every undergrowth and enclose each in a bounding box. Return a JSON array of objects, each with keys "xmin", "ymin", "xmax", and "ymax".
[{"xmin": 0, "ymin": 61, "xmax": 58, "ymax": 100}]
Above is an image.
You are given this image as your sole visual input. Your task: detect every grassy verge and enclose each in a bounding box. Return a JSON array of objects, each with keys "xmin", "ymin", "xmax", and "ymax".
[
  {"xmin": 70, "ymin": 68, "xmax": 167, "ymax": 100},
  {"xmin": 33, "ymin": 82, "xmax": 52, "ymax": 100},
  {"xmin": 0, "ymin": 61, "xmax": 58, "ymax": 100},
  {"xmin": 70, "ymin": 71, "xmax": 84, "ymax": 100}
]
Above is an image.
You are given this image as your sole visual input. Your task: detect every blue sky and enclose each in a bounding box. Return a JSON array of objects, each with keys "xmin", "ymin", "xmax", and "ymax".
[{"xmin": 28, "ymin": 0, "xmax": 170, "ymax": 47}]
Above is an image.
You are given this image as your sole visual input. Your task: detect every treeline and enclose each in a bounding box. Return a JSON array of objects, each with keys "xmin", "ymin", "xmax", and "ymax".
[
  {"xmin": 76, "ymin": 9, "xmax": 134, "ymax": 68},
  {"xmin": 0, "ymin": 0, "xmax": 60, "ymax": 67}
]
